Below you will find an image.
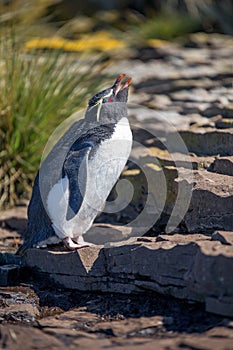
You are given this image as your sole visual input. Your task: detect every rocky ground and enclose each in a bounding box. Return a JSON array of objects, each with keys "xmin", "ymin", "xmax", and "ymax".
[{"xmin": 0, "ymin": 33, "xmax": 233, "ymax": 349}]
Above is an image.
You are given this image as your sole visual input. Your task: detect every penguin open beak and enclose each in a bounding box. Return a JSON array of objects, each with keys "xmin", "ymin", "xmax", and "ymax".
[{"xmin": 114, "ymin": 74, "xmax": 132, "ymax": 96}]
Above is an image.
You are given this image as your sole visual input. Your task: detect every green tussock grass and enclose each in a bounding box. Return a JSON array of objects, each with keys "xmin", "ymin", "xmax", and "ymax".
[
  {"xmin": 135, "ymin": 12, "xmax": 202, "ymax": 40},
  {"xmin": 0, "ymin": 31, "xmax": 106, "ymax": 209}
]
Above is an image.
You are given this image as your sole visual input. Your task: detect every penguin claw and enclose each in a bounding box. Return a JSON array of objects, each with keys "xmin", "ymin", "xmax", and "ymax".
[{"xmin": 63, "ymin": 236, "xmax": 94, "ymax": 250}]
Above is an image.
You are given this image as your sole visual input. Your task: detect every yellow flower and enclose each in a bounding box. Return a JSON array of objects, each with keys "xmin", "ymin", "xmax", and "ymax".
[
  {"xmin": 25, "ymin": 37, "xmax": 67, "ymax": 50},
  {"xmin": 63, "ymin": 41, "xmax": 84, "ymax": 51},
  {"xmin": 25, "ymin": 31, "xmax": 125, "ymax": 52},
  {"xmin": 147, "ymin": 38, "xmax": 168, "ymax": 48}
]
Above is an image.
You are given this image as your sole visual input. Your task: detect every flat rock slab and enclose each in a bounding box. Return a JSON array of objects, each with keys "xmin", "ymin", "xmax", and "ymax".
[
  {"xmin": 1, "ymin": 323, "xmax": 233, "ymax": 350},
  {"xmin": 130, "ymin": 146, "xmax": 214, "ymax": 170},
  {"xmin": 183, "ymin": 169, "xmax": 233, "ymax": 232},
  {"xmin": 209, "ymin": 156, "xmax": 233, "ymax": 176},
  {"xmin": 22, "ymin": 233, "xmax": 233, "ymax": 318},
  {"xmin": 0, "ymin": 205, "xmax": 27, "ymax": 231},
  {"xmin": 170, "ymin": 128, "xmax": 233, "ymax": 156},
  {"xmin": 0, "ymin": 264, "xmax": 20, "ymax": 286},
  {"xmin": 119, "ymin": 165, "xmax": 233, "ymax": 232}
]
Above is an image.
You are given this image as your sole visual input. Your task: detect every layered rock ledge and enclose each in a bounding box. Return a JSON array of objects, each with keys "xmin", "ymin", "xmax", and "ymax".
[{"xmin": 22, "ymin": 231, "xmax": 233, "ymax": 318}]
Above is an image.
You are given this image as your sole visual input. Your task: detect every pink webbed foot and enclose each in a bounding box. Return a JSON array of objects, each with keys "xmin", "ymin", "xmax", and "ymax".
[{"xmin": 63, "ymin": 236, "xmax": 94, "ymax": 251}]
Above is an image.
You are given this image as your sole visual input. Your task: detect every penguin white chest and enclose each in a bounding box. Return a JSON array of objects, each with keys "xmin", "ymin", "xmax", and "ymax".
[
  {"xmin": 90, "ymin": 117, "xmax": 132, "ymax": 183},
  {"xmin": 87, "ymin": 117, "xmax": 132, "ymax": 202}
]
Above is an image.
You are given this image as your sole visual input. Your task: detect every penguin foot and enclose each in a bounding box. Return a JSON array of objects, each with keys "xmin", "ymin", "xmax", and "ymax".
[
  {"xmin": 63, "ymin": 236, "xmax": 93, "ymax": 250},
  {"xmin": 74, "ymin": 235, "xmax": 95, "ymax": 247}
]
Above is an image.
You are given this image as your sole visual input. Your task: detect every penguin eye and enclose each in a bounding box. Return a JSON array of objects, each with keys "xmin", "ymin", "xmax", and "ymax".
[{"xmin": 109, "ymin": 98, "xmax": 113, "ymax": 102}]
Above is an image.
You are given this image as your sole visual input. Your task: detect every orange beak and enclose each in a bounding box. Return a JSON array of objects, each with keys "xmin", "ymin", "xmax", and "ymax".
[{"xmin": 114, "ymin": 74, "xmax": 132, "ymax": 95}]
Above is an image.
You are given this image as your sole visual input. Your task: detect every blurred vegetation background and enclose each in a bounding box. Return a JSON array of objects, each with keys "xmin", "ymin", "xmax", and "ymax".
[{"xmin": 0, "ymin": 0, "xmax": 232, "ymax": 209}]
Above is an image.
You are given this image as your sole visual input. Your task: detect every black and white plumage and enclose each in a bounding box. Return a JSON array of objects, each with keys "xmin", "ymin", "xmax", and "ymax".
[{"xmin": 18, "ymin": 74, "xmax": 132, "ymax": 252}]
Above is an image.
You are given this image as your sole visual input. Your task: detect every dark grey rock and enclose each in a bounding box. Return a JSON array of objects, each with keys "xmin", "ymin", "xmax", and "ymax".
[
  {"xmin": 183, "ymin": 170, "xmax": 233, "ymax": 232},
  {"xmin": 208, "ymin": 156, "xmax": 233, "ymax": 176},
  {"xmin": 0, "ymin": 252, "xmax": 22, "ymax": 266},
  {"xmin": 0, "ymin": 265, "xmax": 20, "ymax": 286},
  {"xmin": 215, "ymin": 118, "xmax": 233, "ymax": 129},
  {"xmin": 118, "ymin": 165, "xmax": 233, "ymax": 233},
  {"xmin": 206, "ymin": 297, "xmax": 233, "ymax": 318},
  {"xmin": 169, "ymin": 128, "xmax": 233, "ymax": 156},
  {"xmin": 211, "ymin": 231, "xmax": 233, "ymax": 245},
  {"xmin": 22, "ymin": 234, "xmax": 233, "ymax": 317}
]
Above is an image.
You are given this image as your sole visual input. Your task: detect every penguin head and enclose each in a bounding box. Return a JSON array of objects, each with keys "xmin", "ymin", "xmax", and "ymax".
[{"xmin": 87, "ymin": 74, "xmax": 132, "ymax": 121}]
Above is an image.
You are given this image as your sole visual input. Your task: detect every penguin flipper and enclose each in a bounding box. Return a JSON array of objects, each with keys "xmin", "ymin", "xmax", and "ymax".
[{"xmin": 63, "ymin": 146, "xmax": 92, "ymax": 221}]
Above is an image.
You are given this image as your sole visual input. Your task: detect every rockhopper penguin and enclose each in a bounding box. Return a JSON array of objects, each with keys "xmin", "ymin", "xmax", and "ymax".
[{"xmin": 18, "ymin": 74, "xmax": 132, "ymax": 253}]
